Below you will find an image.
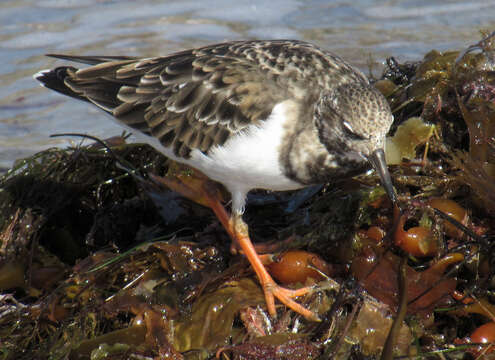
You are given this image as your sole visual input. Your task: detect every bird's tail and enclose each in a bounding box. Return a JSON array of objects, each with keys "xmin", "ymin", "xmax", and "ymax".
[{"xmin": 34, "ymin": 66, "xmax": 88, "ymax": 102}]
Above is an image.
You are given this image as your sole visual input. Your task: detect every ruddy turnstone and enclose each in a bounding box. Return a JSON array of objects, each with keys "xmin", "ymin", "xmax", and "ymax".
[{"xmin": 35, "ymin": 40, "xmax": 396, "ymax": 321}]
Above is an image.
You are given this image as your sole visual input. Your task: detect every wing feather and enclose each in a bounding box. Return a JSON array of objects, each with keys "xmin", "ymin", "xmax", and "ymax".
[{"xmin": 38, "ymin": 40, "xmax": 368, "ymax": 158}]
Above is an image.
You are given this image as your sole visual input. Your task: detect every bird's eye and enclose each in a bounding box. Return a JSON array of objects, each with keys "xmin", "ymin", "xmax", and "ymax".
[{"xmin": 342, "ymin": 121, "xmax": 368, "ymax": 140}]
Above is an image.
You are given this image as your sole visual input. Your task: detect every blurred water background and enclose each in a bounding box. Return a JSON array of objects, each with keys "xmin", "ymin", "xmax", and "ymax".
[{"xmin": 1, "ymin": 0, "xmax": 494, "ymax": 171}]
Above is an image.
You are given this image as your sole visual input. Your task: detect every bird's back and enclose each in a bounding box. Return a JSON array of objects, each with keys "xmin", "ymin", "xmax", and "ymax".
[{"xmin": 35, "ymin": 40, "xmax": 369, "ymax": 158}]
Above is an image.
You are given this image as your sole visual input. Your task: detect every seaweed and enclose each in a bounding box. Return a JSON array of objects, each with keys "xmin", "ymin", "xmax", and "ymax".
[{"xmin": 2, "ymin": 32, "xmax": 495, "ymax": 359}]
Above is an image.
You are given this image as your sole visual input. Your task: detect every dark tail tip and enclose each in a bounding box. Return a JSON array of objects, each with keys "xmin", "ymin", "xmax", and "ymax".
[
  {"xmin": 34, "ymin": 66, "xmax": 70, "ymax": 90},
  {"xmin": 34, "ymin": 66, "xmax": 86, "ymax": 101}
]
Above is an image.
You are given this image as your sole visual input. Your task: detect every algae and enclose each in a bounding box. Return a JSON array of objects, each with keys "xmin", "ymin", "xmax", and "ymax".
[{"xmin": 2, "ymin": 32, "xmax": 495, "ymax": 359}]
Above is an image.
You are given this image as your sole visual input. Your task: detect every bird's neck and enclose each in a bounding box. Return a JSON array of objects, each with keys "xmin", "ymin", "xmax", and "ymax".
[{"xmin": 278, "ymin": 101, "xmax": 368, "ymax": 185}]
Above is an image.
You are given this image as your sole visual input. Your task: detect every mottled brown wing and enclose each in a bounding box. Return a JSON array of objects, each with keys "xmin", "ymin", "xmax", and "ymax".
[
  {"xmin": 53, "ymin": 44, "xmax": 287, "ymax": 157},
  {"xmin": 46, "ymin": 40, "xmax": 367, "ymax": 158}
]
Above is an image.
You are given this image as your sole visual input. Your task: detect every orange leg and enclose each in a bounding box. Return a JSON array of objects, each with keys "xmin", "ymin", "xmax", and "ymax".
[
  {"xmin": 230, "ymin": 235, "xmax": 297, "ymax": 255},
  {"xmin": 150, "ymin": 170, "xmax": 319, "ymax": 321},
  {"xmin": 225, "ymin": 213, "xmax": 319, "ymax": 321}
]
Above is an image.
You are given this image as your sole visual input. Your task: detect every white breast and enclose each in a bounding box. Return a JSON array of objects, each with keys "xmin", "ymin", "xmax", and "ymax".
[
  {"xmin": 194, "ymin": 101, "xmax": 303, "ymax": 187},
  {"xmin": 133, "ymin": 100, "xmax": 304, "ymax": 212}
]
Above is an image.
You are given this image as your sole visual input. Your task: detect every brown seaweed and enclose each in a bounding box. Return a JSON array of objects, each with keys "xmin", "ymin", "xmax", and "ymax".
[{"xmin": 2, "ymin": 32, "xmax": 495, "ymax": 359}]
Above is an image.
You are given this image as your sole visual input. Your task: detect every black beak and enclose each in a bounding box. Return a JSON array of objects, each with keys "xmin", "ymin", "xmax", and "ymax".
[{"xmin": 369, "ymin": 148, "xmax": 397, "ymax": 205}]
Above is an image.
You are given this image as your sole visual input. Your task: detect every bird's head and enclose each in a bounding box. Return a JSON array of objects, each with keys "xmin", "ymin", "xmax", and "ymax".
[{"xmin": 315, "ymin": 83, "xmax": 397, "ymax": 204}]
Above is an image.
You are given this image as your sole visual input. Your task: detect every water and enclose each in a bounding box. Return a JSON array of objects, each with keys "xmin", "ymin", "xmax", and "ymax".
[{"xmin": 0, "ymin": 0, "xmax": 493, "ymax": 171}]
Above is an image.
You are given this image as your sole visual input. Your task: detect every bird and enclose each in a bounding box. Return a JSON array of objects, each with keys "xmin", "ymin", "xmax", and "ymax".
[{"xmin": 35, "ymin": 39, "xmax": 397, "ymax": 321}]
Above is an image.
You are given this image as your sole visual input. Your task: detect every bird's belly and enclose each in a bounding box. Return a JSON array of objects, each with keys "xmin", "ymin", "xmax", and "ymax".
[
  {"xmin": 188, "ymin": 147, "xmax": 304, "ymax": 193},
  {"xmin": 190, "ymin": 113, "xmax": 305, "ymax": 191},
  {"xmin": 139, "ymin": 101, "xmax": 305, "ymax": 194}
]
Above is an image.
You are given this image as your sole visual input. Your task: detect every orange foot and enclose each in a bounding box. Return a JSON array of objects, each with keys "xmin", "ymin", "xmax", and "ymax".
[
  {"xmin": 150, "ymin": 164, "xmax": 319, "ymax": 321},
  {"xmin": 227, "ymin": 215, "xmax": 319, "ymax": 321}
]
